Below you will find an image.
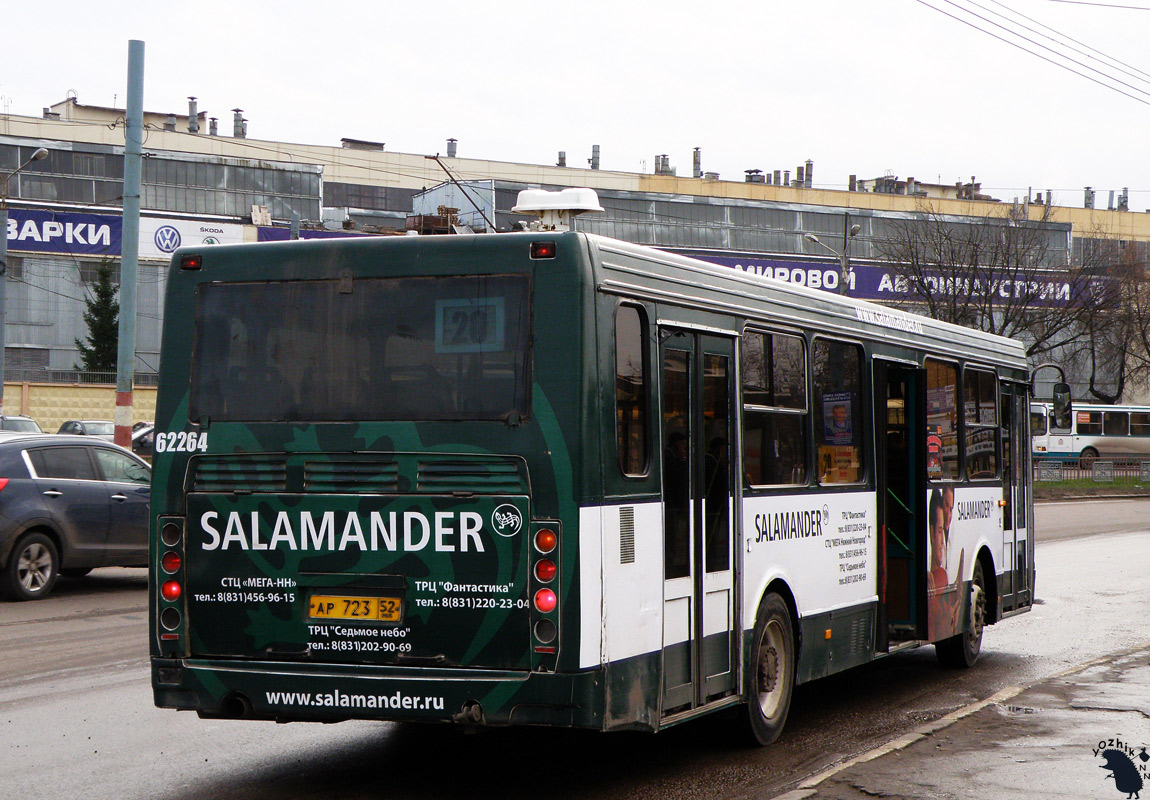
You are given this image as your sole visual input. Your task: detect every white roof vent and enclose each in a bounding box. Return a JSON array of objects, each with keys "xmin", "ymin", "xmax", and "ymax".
[{"xmin": 511, "ymin": 187, "xmax": 603, "ymax": 232}]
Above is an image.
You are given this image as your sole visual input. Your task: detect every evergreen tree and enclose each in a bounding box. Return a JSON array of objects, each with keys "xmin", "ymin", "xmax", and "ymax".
[{"xmin": 74, "ymin": 260, "xmax": 119, "ymax": 374}]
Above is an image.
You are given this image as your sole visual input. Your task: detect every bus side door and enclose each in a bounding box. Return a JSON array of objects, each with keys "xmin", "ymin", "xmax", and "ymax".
[
  {"xmin": 659, "ymin": 330, "xmax": 736, "ymax": 715},
  {"xmin": 1001, "ymin": 384, "xmax": 1034, "ymax": 614}
]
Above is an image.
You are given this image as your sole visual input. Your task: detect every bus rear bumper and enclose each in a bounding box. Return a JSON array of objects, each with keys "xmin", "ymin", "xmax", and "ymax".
[{"xmin": 152, "ymin": 657, "xmax": 604, "ymax": 729}]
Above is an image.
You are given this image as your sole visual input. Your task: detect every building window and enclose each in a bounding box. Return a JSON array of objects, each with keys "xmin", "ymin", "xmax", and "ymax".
[
  {"xmin": 79, "ymin": 260, "xmax": 120, "ymax": 284},
  {"xmin": 4, "ymin": 256, "xmax": 22, "ymax": 281},
  {"xmin": 741, "ymin": 329, "xmax": 807, "ymax": 487}
]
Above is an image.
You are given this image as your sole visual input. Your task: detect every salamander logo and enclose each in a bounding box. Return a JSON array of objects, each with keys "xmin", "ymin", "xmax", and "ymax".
[{"xmin": 491, "ymin": 505, "xmax": 523, "ymax": 537}]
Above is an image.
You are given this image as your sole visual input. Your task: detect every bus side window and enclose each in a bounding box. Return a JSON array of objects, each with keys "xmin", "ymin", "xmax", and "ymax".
[
  {"xmin": 615, "ymin": 304, "xmax": 649, "ymax": 476},
  {"xmin": 926, "ymin": 359, "xmax": 960, "ymax": 481},
  {"xmin": 812, "ymin": 339, "xmax": 864, "ymax": 485},
  {"xmin": 1030, "ymin": 407, "xmax": 1047, "ymax": 436},
  {"xmin": 963, "ymin": 368, "xmax": 998, "ymax": 479},
  {"xmin": 741, "ymin": 330, "xmax": 807, "ymax": 487}
]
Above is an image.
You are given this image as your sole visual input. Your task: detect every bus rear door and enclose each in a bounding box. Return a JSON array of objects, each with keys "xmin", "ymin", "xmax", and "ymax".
[{"xmin": 659, "ymin": 330, "xmax": 737, "ymax": 715}]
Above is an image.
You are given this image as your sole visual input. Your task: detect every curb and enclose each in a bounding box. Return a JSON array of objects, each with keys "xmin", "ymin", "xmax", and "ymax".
[{"xmin": 771, "ymin": 641, "xmax": 1150, "ymax": 800}]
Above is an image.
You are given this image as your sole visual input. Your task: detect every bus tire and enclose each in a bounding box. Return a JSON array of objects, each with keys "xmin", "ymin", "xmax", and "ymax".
[
  {"xmin": 0, "ymin": 532, "xmax": 59, "ymax": 601},
  {"xmin": 744, "ymin": 593, "xmax": 795, "ymax": 746},
  {"xmin": 936, "ymin": 559, "xmax": 986, "ymax": 668},
  {"xmin": 1078, "ymin": 447, "xmax": 1098, "ymax": 469}
]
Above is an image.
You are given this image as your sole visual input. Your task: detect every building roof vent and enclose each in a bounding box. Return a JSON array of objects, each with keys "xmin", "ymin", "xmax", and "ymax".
[{"xmin": 512, "ymin": 188, "xmax": 603, "ymax": 232}]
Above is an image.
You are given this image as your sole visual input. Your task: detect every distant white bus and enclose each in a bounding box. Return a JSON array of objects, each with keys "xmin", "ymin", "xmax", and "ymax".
[{"xmin": 1031, "ymin": 402, "xmax": 1150, "ymax": 465}]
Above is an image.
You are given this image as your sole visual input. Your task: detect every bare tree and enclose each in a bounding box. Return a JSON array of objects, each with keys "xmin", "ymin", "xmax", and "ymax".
[
  {"xmin": 1070, "ymin": 236, "xmax": 1150, "ymax": 402},
  {"xmin": 873, "ymin": 204, "xmax": 1122, "ymax": 364}
]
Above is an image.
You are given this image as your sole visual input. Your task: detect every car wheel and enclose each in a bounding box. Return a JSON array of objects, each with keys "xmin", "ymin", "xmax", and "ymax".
[{"xmin": 1, "ymin": 532, "xmax": 60, "ymax": 601}]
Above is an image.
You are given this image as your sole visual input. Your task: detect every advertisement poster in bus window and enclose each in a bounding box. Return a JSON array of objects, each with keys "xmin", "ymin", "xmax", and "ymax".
[{"xmin": 822, "ymin": 392, "xmax": 854, "ymax": 445}]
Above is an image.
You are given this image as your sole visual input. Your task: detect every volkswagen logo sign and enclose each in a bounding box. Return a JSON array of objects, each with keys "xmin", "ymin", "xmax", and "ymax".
[
  {"xmin": 154, "ymin": 225, "xmax": 182, "ymax": 253},
  {"xmin": 491, "ymin": 504, "xmax": 523, "ymax": 537}
]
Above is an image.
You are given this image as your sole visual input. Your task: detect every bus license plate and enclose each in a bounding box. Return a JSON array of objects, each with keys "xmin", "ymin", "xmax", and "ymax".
[{"xmin": 307, "ymin": 594, "xmax": 403, "ymax": 622}]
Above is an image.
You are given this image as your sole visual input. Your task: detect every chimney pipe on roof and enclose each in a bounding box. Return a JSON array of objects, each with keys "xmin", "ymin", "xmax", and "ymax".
[
  {"xmin": 209, "ymin": 117, "xmax": 218, "ymax": 136},
  {"xmin": 232, "ymin": 108, "xmax": 244, "ymax": 138},
  {"xmin": 805, "ymin": 160, "xmax": 813, "ymax": 188},
  {"xmin": 164, "ymin": 114, "xmax": 176, "ymax": 132},
  {"xmin": 1084, "ymin": 186, "xmax": 1094, "ymax": 209},
  {"xmin": 188, "ymin": 97, "xmax": 199, "ymax": 134},
  {"xmin": 1119, "ymin": 187, "xmax": 1129, "ymax": 212},
  {"xmin": 795, "ymin": 166, "xmax": 805, "ymax": 187},
  {"xmin": 773, "ymin": 170, "xmax": 782, "ymax": 186},
  {"xmin": 784, "ymin": 170, "xmax": 791, "ymax": 187},
  {"xmin": 557, "ymin": 151, "xmax": 566, "ymax": 167},
  {"xmin": 447, "ymin": 138, "xmax": 458, "ymax": 158},
  {"xmin": 693, "ymin": 147, "xmax": 702, "ymax": 179},
  {"xmin": 590, "ymin": 145, "xmax": 600, "ymax": 171},
  {"xmin": 849, "ymin": 174, "xmax": 857, "ymax": 192}
]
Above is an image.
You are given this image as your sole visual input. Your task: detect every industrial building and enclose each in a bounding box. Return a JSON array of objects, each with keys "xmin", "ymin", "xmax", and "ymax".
[{"xmin": 2, "ymin": 93, "xmax": 1148, "ymax": 383}]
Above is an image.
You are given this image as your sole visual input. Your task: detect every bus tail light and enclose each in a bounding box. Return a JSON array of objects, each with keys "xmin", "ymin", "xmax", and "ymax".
[
  {"xmin": 180, "ymin": 255, "xmax": 202, "ymax": 270},
  {"xmin": 161, "ymin": 551, "xmax": 182, "ymax": 574},
  {"xmin": 534, "ymin": 528, "xmax": 557, "ymax": 553},
  {"xmin": 534, "ymin": 559, "xmax": 557, "ymax": 582},
  {"xmin": 161, "ymin": 580, "xmax": 182, "ymax": 602},
  {"xmin": 533, "ymin": 588, "xmax": 557, "ymax": 613}
]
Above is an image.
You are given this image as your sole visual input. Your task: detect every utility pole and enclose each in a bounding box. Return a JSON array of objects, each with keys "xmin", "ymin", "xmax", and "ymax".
[{"xmin": 115, "ymin": 39, "xmax": 144, "ymax": 449}]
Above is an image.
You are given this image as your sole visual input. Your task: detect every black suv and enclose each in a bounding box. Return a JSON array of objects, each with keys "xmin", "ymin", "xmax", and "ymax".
[{"xmin": 0, "ymin": 433, "xmax": 151, "ymax": 600}]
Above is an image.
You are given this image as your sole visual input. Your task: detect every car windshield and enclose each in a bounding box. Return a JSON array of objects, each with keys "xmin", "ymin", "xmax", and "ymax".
[{"xmin": 2, "ymin": 419, "xmax": 42, "ymax": 433}]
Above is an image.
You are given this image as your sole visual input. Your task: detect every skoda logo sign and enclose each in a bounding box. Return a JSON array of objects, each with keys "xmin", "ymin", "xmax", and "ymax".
[
  {"xmin": 202, "ymin": 236, "xmax": 220, "ymax": 245},
  {"xmin": 491, "ymin": 504, "xmax": 523, "ymax": 537},
  {"xmin": 154, "ymin": 225, "xmax": 182, "ymax": 253}
]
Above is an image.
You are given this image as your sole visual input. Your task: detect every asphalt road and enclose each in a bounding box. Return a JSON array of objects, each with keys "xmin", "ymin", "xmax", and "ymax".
[{"xmin": 1, "ymin": 499, "xmax": 1145, "ymax": 800}]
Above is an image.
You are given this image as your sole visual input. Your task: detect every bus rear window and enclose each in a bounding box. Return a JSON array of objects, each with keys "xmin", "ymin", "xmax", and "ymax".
[{"xmin": 189, "ymin": 275, "xmax": 531, "ymax": 422}]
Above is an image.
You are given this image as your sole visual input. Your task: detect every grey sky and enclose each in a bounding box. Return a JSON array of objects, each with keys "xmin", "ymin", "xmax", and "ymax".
[{"xmin": 2, "ymin": 0, "xmax": 1147, "ymax": 208}]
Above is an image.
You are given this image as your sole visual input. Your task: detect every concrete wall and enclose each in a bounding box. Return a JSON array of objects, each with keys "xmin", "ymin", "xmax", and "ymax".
[{"xmin": 4, "ymin": 382, "xmax": 157, "ymax": 433}]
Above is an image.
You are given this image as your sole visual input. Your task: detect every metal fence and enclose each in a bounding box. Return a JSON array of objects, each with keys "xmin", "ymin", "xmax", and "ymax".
[
  {"xmin": 2, "ymin": 369, "xmax": 160, "ymax": 386},
  {"xmin": 1034, "ymin": 457, "xmax": 1150, "ymax": 483}
]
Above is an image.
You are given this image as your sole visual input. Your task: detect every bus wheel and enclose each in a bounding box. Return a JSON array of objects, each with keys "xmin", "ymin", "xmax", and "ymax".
[
  {"xmin": 1078, "ymin": 448, "xmax": 1098, "ymax": 469},
  {"xmin": 937, "ymin": 560, "xmax": 986, "ymax": 668},
  {"xmin": 0, "ymin": 532, "xmax": 59, "ymax": 601},
  {"xmin": 744, "ymin": 593, "xmax": 795, "ymax": 746}
]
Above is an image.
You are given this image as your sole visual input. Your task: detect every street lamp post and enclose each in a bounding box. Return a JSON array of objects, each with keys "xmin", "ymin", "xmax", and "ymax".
[
  {"xmin": 0, "ymin": 147, "xmax": 49, "ymax": 415},
  {"xmin": 805, "ymin": 222, "xmax": 861, "ymax": 296}
]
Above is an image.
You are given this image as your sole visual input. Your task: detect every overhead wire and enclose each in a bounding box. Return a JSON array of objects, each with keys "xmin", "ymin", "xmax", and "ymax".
[{"xmin": 916, "ymin": 0, "xmax": 1150, "ymax": 107}]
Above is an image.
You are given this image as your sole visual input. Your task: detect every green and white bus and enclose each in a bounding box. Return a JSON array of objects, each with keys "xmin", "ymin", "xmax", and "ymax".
[{"xmin": 150, "ymin": 192, "xmax": 1036, "ymax": 744}]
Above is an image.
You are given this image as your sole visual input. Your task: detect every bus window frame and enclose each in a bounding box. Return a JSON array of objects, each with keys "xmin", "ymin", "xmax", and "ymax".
[
  {"xmin": 810, "ymin": 335, "xmax": 868, "ymax": 488},
  {"xmin": 614, "ymin": 300, "xmax": 652, "ymax": 480},
  {"xmin": 926, "ymin": 357, "xmax": 962, "ymax": 483},
  {"xmin": 740, "ymin": 325, "xmax": 810, "ymax": 492},
  {"xmin": 962, "ymin": 365, "xmax": 1001, "ymax": 482}
]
